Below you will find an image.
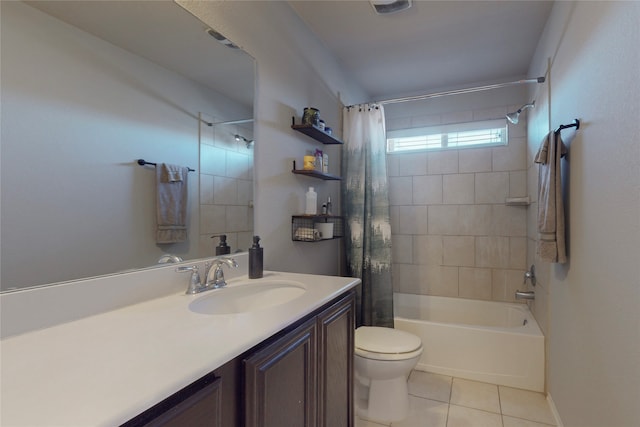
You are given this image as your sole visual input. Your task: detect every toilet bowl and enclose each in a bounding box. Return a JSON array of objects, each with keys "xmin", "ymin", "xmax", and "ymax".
[{"xmin": 354, "ymin": 326, "xmax": 423, "ymax": 423}]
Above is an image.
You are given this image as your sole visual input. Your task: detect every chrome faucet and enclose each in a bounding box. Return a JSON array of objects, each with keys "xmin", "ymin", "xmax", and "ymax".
[
  {"xmin": 176, "ymin": 265, "xmax": 204, "ymax": 294},
  {"xmin": 515, "ymin": 290, "xmax": 535, "ymax": 300},
  {"xmin": 158, "ymin": 254, "xmax": 183, "ymax": 264},
  {"xmin": 206, "ymin": 257, "xmax": 239, "ymax": 289}
]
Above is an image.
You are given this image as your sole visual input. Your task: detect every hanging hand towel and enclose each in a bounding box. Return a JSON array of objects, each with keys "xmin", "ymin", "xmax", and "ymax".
[
  {"xmin": 534, "ymin": 131, "xmax": 567, "ymax": 263},
  {"xmin": 156, "ymin": 163, "xmax": 189, "ymax": 244}
]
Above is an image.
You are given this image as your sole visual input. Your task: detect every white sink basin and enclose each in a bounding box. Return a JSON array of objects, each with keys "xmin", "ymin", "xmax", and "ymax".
[{"xmin": 189, "ymin": 280, "xmax": 307, "ymax": 315}]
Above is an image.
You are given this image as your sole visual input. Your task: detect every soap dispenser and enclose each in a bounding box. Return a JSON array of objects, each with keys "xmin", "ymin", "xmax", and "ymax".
[
  {"xmin": 249, "ymin": 235, "xmax": 263, "ymax": 279},
  {"xmin": 213, "ymin": 234, "xmax": 230, "ymax": 255}
]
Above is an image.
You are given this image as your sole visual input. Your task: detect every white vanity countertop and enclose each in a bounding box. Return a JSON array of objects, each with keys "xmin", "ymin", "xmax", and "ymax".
[{"xmin": 0, "ymin": 271, "xmax": 360, "ymax": 426}]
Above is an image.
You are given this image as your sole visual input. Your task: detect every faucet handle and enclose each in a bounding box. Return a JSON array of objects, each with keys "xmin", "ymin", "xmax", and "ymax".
[
  {"xmin": 176, "ymin": 265, "xmax": 202, "ymax": 294},
  {"xmin": 523, "ymin": 265, "xmax": 536, "ymax": 286}
]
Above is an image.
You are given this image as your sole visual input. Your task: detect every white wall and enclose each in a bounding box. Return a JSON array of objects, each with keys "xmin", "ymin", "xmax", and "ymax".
[
  {"xmin": 178, "ymin": 1, "xmax": 368, "ymax": 275},
  {"xmin": 1, "ymin": 2, "xmax": 248, "ymax": 289},
  {"xmin": 527, "ymin": 2, "xmax": 640, "ymax": 426}
]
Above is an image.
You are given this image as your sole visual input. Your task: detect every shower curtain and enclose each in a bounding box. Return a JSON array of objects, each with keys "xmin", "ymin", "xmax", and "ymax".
[{"xmin": 342, "ymin": 104, "xmax": 394, "ymax": 328}]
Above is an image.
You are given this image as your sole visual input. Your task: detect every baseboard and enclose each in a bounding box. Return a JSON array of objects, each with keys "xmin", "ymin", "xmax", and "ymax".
[{"xmin": 547, "ymin": 393, "xmax": 564, "ymax": 427}]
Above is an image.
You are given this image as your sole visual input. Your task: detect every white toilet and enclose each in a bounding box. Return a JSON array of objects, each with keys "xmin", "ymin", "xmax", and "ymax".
[{"xmin": 354, "ymin": 326, "xmax": 423, "ymax": 423}]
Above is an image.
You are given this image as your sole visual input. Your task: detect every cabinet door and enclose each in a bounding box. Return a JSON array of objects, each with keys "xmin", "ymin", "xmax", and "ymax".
[
  {"xmin": 142, "ymin": 375, "xmax": 222, "ymax": 427},
  {"xmin": 245, "ymin": 318, "xmax": 318, "ymax": 427},
  {"xmin": 122, "ymin": 360, "xmax": 239, "ymax": 427},
  {"xmin": 317, "ymin": 293, "xmax": 355, "ymax": 427}
]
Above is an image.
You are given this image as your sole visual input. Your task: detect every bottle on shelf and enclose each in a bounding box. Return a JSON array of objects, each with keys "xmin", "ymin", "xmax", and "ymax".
[{"xmin": 305, "ymin": 187, "xmax": 317, "ymax": 215}]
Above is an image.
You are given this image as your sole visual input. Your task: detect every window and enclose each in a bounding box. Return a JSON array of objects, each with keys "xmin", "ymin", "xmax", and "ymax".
[{"xmin": 386, "ymin": 119, "xmax": 507, "ymax": 153}]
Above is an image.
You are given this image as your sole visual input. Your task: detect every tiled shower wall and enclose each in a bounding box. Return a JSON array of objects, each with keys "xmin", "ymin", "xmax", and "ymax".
[
  {"xmin": 387, "ymin": 106, "xmax": 529, "ymax": 303},
  {"xmin": 198, "ymin": 113, "xmax": 254, "ymax": 256}
]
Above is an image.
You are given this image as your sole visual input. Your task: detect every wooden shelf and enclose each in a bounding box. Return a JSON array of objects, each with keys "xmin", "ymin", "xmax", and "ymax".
[
  {"xmin": 292, "ymin": 169, "xmax": 341, "ymax": 181},
  {"xmin": 291, "ymin": 117, "xmax": 343, "ymax": 145}
]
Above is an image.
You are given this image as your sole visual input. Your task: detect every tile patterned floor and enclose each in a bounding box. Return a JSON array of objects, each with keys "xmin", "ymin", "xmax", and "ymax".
[{"xmin": 356, "ymin": 371, "xmax": 557, "ymax": 427}]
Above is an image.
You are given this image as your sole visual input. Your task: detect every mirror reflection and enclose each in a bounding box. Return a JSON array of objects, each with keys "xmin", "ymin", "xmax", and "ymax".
[{"xmin": 1, "ymin": 1, "xmax": 255, "ymax": 291}]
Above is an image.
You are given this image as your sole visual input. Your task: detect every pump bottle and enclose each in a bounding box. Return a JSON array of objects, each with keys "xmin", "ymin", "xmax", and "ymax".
[
  {"xmin": 249, "ymin": 236, "xmax": 263, "ymax": 279},
  {"xmin": 213, "ymin": 234, "xmax": 230, "ymax": 255}
]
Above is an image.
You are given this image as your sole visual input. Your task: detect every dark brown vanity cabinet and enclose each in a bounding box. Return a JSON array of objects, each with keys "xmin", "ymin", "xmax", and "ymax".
[
  {"xmin": 122, "ymin": 290, "xmax": 354, "ymax": 427},
  {"xmin": 122, "ymin": 358, "xmax": 241, "ymax": 427},
  {"xmin": 244, "ymin": 317, "xmax": 318, "ymax": 426},
  {"xmin": 316, "ymin": 294, "xmax": 355, "ymax": 427},
  {"xmin": 244, "ymin": 292, "xmax": 355, "ymax": 427}
]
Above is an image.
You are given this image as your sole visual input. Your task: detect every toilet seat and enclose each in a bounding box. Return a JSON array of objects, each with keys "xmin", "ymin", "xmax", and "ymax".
[{"xmin": 355, "ymin": 326, "xmax": 423, "ymax": 361}]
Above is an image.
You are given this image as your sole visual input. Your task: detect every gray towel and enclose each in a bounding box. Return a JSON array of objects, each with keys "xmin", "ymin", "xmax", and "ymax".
[
  {"xmin": 156, "ymin": 163, "xmax": 189, "ymax": 243},
  {"xmin": 534, "ymin": 131, "xmax": 567, "ymax": 263}
]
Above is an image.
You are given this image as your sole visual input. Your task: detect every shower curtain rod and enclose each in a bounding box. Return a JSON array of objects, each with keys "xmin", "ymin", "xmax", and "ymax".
[
  {"xmin": 200, "ymin": 118, "xmax": 253, "ymax": 127},
  {"xmin": 367, "ymin": 77, "xmax": 545, "ymax": 106}
]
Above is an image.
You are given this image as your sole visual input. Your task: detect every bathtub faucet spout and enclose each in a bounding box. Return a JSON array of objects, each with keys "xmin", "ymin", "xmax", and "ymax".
[{"xmin": 515, "ymin": 290, "xmax": 535, "ymax": 300}]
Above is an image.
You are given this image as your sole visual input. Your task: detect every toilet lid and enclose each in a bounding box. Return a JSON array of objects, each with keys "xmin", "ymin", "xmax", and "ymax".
[{"xmin": 355, "ymin": 326, "xmax": 422, "ymax": 354}]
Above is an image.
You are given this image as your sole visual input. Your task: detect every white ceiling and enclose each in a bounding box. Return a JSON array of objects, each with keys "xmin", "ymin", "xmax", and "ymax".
[{"xmin": 289, "ymin": 0, "xmax": 553, "ymax": 101}]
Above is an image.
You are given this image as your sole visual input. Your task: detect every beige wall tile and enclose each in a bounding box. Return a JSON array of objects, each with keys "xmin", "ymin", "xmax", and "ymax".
[
  {"xmin": 423, "ymin": 265, "xmax": 459, "ymax": 296},
  {"xmin": 459, "ymin": 148, "xmax": 492, "ymax": 173},
  {"xmin": 458, "ymin": 205, "xmax": 492, "ymax": 235},
  {"xmin": 387, "ymin": 154, "xmax": 400, "ymax": 177},
  {"xmin": 413, "ymin": 175, "xmax": 443, "ymax": 205},
  {"xmin": 392, "ymin": 234, "xmax": 413, "ymax": 264},
  {"xmin": 411, "ymin": 114, "xmax": 442, "ymax": 128},
  {"xmin": 443, "ymin": 236, "xmax": 475, "ymax": 267},
  {"xmin": 428, "ymin": 205, "xmax": 459, "ymax": 235},
  {"xmin": 413, "ymin": 235, "xmax": 443, "ymax": 265},
  {"xmin": 509, "ymin": 171, "xmax": 527, "ymax": 198},
  {"xmin": 226, "ymin": 205, "xmax": 251, "ymax": 232},
  {"xmin": 492, "ymin": 140, "xmax": 526, "ymax": 171},
  {"xmin": 213, "ymin": 176, "xmax": 237, "ymax": 205},
  {"xmin": 393, "ymin": 263, "xmax": 423, "ymax": 294},
  {"xmin": 489, "ymin": 205, "xmax": 527, "ymax": 237},
  {"xmin": 389, "ymin": 176, "xmax": 413, "ymax": 205},
  {"xmin": 200, "ymin": 144, "xmax": 226, "ymax": 175},
  {"xmin": 398, "ymin": 205, "xmax": 429, "ymax": 235},
  {"xmin": 200, "ymin": 174, "xmax": 214, "ymax": 205},
  {"xmin": 476, "ymin": 236, "xmax": 510, "ymax": 268},
  {"xmin": 237, "ymin": 179, "xmax": 253, "ymax": 206},
  {"xmin": 402, "ymin": 152, "xmax": 428, "ymax": 176},
  {"xmin": 473, "ymin": 106, "xmax": 508, "ymax": 121},
  {"xmin": 459, "ymin": 267, "xmax": 493, "ymax": 300},
  {"xmin": 387, "ymin": 102, "xmax": 530, "ymax": 304},
  {"xmin": 428, "ymin": 150, "xmax": 459, "ymax": 174},
  {"xmin": 443, "ymin": 174, "xmax": 475, "ymax": 204},
  {"xmin": 492, "ymin": 269, "xmax": 524, "ymax": 302},
  {"xmin": 442, "ymin": 110, "xmax": 473, "ymax": 124},
  {"xmin": 386, "ymin": 116, "xmax": 411, "ymax": 131},
  {"xmin": 390, "ymin": 205, "xmax": 400, "ymax": 232},
  {"xmin": 475, "ymin": 172, "xmax": 509, "ymax": 204},
  {"xmin": 509, "ymin": 237, "xmax": 527, "ymax": 269},
  {"xmin": 199, "ymin": 204, "xmax": 226, "ymax": 234}
]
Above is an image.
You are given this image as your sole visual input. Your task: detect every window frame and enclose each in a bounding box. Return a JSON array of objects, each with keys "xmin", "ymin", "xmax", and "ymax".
[{"xmin": 386, "ymin": 118, "xmax": 508, "ymax": 153}]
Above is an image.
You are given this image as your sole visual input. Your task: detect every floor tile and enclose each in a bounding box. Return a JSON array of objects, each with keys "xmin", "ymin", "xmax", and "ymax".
[
  {"xmin": 450, "ymin": 378, "xmax": 501, "ymax": 413},
  {"xmin": 356, "ymin": 416, "xmax": 390, "ymax": 427},
  {"xmin": 447, "ymin": 404, "xmax": 503, "ymax": 427},
  {"xmin": 392, "ymin": 396, "xmax": 448, "ymax": 427},
  {"xmin": 503, "ymin": 415, "xmax": 556, "ymax": 427},
  {"xmin": 499, "ymin": 386, "xmax": 556, "ymax": 425},
  {"xmin": 408, "ymin": 370, "xmax": 452, "ymax": 402}
]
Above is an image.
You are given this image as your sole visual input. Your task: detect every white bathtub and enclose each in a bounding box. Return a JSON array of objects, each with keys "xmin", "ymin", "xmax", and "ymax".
[{"xmin": 394, "ymin": 293, "xmax": 545, "ymax": 392}]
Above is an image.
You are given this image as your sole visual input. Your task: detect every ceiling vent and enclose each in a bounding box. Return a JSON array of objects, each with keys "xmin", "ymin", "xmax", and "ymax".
[
  {"xmin": 205, "ymin": 28, "xmax": 239, "ymax": 49},
  {"xmin": 370, "ymin": 0, "xmax": 412, "ymax": 15}
]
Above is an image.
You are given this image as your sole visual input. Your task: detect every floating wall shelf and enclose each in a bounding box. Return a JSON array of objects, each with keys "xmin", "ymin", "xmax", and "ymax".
[{"xmin": 291, "ymin": 117, "xmax": 344, "ymax": 145}]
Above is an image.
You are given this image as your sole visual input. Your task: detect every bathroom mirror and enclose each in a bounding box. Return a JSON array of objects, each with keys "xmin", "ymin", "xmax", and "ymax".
[{"xmin": 1, "ymin": 1, "xmax": 255, "ymax": 291}]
